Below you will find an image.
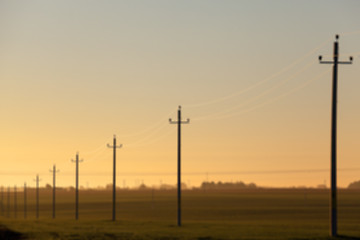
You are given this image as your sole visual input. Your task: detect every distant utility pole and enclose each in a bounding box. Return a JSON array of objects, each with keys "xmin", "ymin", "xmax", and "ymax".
[
  {"xmin": 24, "ymin": 182, "xmax": 27, "ymax": 219},
  {"xmin": 1, "ymin": 186, "xmax": 4, "ymax": 216},
  {"xmin": 49, "ymin": 165, "xmax": 60, "ymax": 219},
  {"xmin": 169, "ymin": 105, "xmax": 190, "ymax": 227},
  {"xmin": 107, "ymin": 135, "xmax": 122, "ymax": 221},
  {"xmin": 319, "ymin": 34, "xmax": 353, "ymax": 237},
  {"xmin": 14, "ymin": 185, "xmax": 17, "ymax": 219},
  {"xmin": 6, "ymin": 186, "xmax": 10, "ymax": 218},
  {"xmin": 34, "ymin": 174, "xmax": 42, "ymax": 219},
  {"xmin": 71, "ymin": 152, "xmax": 83, "ymax": 220}
]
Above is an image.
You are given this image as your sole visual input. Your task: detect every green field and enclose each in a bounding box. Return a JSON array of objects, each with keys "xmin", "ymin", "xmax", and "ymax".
[{"xmin": 0, "ymin": 188, "xmax": 360, "ymax": 240}]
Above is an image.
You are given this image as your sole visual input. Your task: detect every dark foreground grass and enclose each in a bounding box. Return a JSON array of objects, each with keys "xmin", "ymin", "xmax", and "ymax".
[
  {"xmin": 2, "ymin": 219, "xmax": 360, "ymax": 240},
  {"xmin": 1, "ymin": 189, "xmax": 360, "ymax": 240}
]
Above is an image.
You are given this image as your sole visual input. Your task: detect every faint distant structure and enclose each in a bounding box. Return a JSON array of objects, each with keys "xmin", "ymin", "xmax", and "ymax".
[
  {"xmin": 169, "ymin": 105, "xmax": 190, "ymax": 227},
  {"xmin": 319, "ymin": 34, "xmax": 353, "ymax": 237},
  {"xmin": 49, "ymin": 165, "xmax": 60, "ymax": 219},
  {"xmin": 107, "ymin": 135, "xmax": 122, "ymax": 221},
  {"xmin": 71, "ymin": 152, "xmax": 83, "ymax": 220},
  {"xmin": 317, "ymin": 180, "xmax": 327, "ymax": 189},
  {"xmin": 14, "ymin": 185, "xmax": 17, "ymax": 219},
  {"xmin": 34, "ymin": 174, "xmax": 42, "ymax": 219},
  {"xmin": 24, "ymin": 182, "xmax": 27, "ymax": 219}
]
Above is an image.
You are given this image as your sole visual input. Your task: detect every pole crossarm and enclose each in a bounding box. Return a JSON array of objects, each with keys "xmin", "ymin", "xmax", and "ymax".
[
  {"xmin": 71, "ymin": 159, "xmax": 84, "ymax": 163},
  {"xmin": 169, "ymin": 119, "xmax": 190, "ymax": 124},
  {"xmin": 33, "ymin": 176, "xmax": 42, "ymax": 182},
  {"xmin": 107, "ymin": 134, "xmax": 123, "ymax": 149},
  {"xmin": 49, "ymin": 168, "xmax": 60, "ymax": 173},
  {"xmin": 107, "ymin": 144, "xmax": 123, "ymax": 148},
  {"xmin": 320, "ymin": 60, "xmax": 353, "ymax": 64},
  {"xmin": 319, "ymin": 35, "xmax": 353, "ymax": 65}
]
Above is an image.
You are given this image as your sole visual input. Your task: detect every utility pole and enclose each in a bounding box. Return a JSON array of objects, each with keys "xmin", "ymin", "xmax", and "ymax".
[
  {"xmin": 14, "ymin": 185, "xmax": 17, "ymax": 219},
  {"xmin": 49, "ymin": 165, "xmax": 60, "ymax": 219},
  {"xmin": 24, "ymin": 182, "xmax": 27, "ymax": 219},
  {"xmin": 71, "ymin": 152, "xmax": 83, "ymax": 220},
  {"xmin": 107, "ymin": 135, "xmax": 122, "ymax": 221},
  {"xmin": 1, "ymin": 186, "xmax": 4, "ymax": 216},
  {"xmin": 6, "ymin": 186, "xmax": 10, "ymax": 218},
  {"xmin": 34, "ymin": 174, "xmax": 42, "ymax": 219},
  {"xmin": 169, "ymin": 105, "xmax": 190, "ymax": 227},
  {"xmin": 319, "ymin": 34, "xmax": 353, "ymax": 237}
]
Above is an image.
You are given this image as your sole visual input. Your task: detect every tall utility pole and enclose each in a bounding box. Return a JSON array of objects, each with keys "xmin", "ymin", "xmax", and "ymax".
[
  {"xmin": 169, "ymin": 105, "xmax": 190, "ymax": 227},
  {"xmin": 24, "ymin": 182, "xmax": 27, "ymax": 219},
  {"xmin": 34, "ymin": 174, "xmax": 42, "ymax": 219},
  {"xmin": 14, "ymin": 185, "xmax": 17, "ymax": 219},
  {"xmin": 6, "ymin": 186, "xmax": 10, "ymax": 218},
  {"xmin": 319, "ymin": 34, "xmax": 353, "ymax": 237},
  {"xmin": 49, "ymin": 165, "xmax": 60, "ymax": 219},
  {"xmin": 71, "ymin": 152, "xmax": 83, "ymax": 220},
  {"xmin": 107, "ymin": 135, "xmax": 122, "ymax": 221}
]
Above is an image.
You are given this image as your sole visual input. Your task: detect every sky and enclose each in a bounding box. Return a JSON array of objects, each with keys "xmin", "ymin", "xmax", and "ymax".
[{"xmin": 1, "ymin": 0, "xmax": 360, "ymax": 189}]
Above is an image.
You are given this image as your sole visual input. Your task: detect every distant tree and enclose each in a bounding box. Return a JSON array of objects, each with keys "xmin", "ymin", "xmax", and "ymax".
[
  {"xmin": 45, "ymin": 183, "xmax": 52, "ymax": 189},
  {"xmin": 160, "ymin": 184, "xmax": 175, "ymax": 190},
  {"xmin": 316, "ymin": 184, "xmax": 326, "ymax": 189},
  {"xmin": 348, "ymin": 180, "xmax": 360, "ymax": 189},
  {"xmin": 138, "ymin": 184, "xmax": 148, "ymax": 190},
  {"xmin": 237, "ymin": 181, "xmax": 246, "ymax": 188},
  {"xmin": 248, "ymin": 183, "xmax": 257, "ymax": 189}
]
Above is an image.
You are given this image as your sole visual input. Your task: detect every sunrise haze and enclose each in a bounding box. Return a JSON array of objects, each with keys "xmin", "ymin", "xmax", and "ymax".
[{"xmin": 1, "ymin": 0, "xmax": 360, "ymax": 189}]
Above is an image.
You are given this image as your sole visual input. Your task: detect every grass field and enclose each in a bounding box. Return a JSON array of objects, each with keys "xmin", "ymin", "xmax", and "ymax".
[{"xmin": 0, "ymin": 188, "xmax": 360, "ymax": 240}]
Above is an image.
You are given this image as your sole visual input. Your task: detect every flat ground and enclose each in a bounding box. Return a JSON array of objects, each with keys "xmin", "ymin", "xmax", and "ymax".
[{"xmin": 0, "ymin": 188, "xmax": 359, "ymax": 240}]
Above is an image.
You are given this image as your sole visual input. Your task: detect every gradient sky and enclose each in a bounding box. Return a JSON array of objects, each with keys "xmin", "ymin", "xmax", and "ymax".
[{"xmin": 1, "ymin": 0, "xmax": 360, "ymax": 188}]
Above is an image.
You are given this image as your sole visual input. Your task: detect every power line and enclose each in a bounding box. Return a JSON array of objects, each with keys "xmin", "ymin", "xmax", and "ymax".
[
  {"xmin": 184, "ymin": 38, "xmax": 332, "ymax": 109},
  {"xmin": 192, "ymin": 61, "xmax": 318, "ymax": 120},
  {"xmin": 125, "ymin": 124, "xmax": 170, "ymax": 147},
  {"xmin": 194, "ymin": 69, "xmax": 329, "ymax": 121},
  {"xmin": 121, "ymin": 110, "xmax": 176, "ymax": 138},
  {"xmin": 1, "ymin": 167, "xmax": 360, "ymax": 177},
  {"xmin": 126, "ymin": 129, "xmax": 173, "ymax": 148}
]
